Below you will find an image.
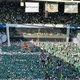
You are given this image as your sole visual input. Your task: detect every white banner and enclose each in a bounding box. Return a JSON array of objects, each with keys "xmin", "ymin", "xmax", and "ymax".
[
  {"xmin": 64, "ymin": 3, "xmax": 78, "ymax": 13},
  {"xmin": 45, "ymin": 3, "xmax": 58, "ymax": 12},
  {"xmin": 25, "ymin": 2, "xmax": 39, "ymax": 12}
]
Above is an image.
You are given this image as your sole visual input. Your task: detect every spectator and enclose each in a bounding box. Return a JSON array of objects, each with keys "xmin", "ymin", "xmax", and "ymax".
[{"xmin": 1, "ymin": 32, "xmax": 7, "ymax": 44}]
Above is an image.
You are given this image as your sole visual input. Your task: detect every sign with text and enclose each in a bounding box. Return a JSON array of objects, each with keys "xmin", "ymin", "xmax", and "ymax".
[{"xmin": 25, "ymin": 2, "xmax": 39, "ymax": 13}]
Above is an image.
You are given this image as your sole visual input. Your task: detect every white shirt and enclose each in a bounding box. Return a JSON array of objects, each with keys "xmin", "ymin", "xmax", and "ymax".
[{"xmin": 2, "ymin": 34, "xmax": 7, "ymax": 43}]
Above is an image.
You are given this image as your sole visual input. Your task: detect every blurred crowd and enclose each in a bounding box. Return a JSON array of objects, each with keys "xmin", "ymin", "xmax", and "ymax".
[
  {"xmin": 0, "ymin": 1, "xmax": 80, "ymax": 25},
  {"xmin": 0, "ymin": 42, "xmax": 80, "ymax": 79},
  {"xmin": 9, "ymin": 28, "xmax": 67, "ymax": 39},
  {"xmin": 0, "ymin": 1, "xmax": 80, "ymax": 79}
]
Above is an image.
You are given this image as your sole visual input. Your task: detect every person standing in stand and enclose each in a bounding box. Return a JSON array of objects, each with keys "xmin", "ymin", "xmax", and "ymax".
[
  {"xmin": 1, "ymin": 32, "xmax": 7, "ymax": 45},
  {"xmin": 0, "ymin": 32, "xmax": 2, "ymax": 45}
]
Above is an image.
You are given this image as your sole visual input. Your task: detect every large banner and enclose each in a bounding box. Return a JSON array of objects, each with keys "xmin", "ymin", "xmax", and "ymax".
[
  {"xmin": 45, "ymin": 3, "xmax": 58, "ymax": 12},
  {"xmin": 64, "ymin": 3, "xmax": 78, "ymax": 13},
  {"xmin": 25, "ymin": 2, "xmax": 39, "ymax": 12}
]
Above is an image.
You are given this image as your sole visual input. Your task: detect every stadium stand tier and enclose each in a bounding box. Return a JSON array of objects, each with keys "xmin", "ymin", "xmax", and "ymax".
[
  {"xmin": 0, "ymin": 0, "xmax": 80, "ymax": 80},
  {"xmin": 0, "ymin": 1, "xmax": 80, "ymax": 25},
  {"xmin": 0, "ymin": 42, "xmax": 80, "ymax": 79}
]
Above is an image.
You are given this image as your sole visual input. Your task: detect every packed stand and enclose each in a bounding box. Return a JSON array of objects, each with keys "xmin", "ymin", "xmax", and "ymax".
[
  {"xmin": 9, "ymin": 28, "xmax": 67, "ymax": 40},
  {"xmin": 0, "ymin": 42, "xmax": 80, "ymax": 79},
  {"xmin": 0, "ymin": 1, "xmax": 80, "ymax": 25}
]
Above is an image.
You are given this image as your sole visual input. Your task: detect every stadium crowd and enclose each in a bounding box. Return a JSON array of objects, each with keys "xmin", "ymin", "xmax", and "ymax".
[
  {"xmin": 9, "ymin": 28, "xmax": 67, "ymax": 41},
  {"xmin": 0, "ymin": 1, "xmax": 80, "ymax": 25},
  {"xmin": 0, "ymin": 1, "xmax": 80, "ymax": 80},
  {"xmin": 0, "ymin": 41, "xmax": 80, "ymax": 79}
]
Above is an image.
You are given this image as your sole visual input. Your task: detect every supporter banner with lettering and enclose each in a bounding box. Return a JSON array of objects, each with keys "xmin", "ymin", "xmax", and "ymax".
[
  {"xmin": 45, "ymin": 3, "xmax": 58, "ymax": 12},
  {"xmin": 25, "ymin": 2, "xmax": 39, "ymax": 12},
  {"xmin": 64, "ymin": 3, "xmax": 78, "ymax": 13}
]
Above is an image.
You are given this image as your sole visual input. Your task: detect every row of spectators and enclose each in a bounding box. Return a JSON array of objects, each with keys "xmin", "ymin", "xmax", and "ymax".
[
  {"xmin": 0, "ymin": 1, "xmax": 80, "ymax": 25},
  {"xmin": 9, "ymin": 28, "xmax": 67, "ymax": 37}
]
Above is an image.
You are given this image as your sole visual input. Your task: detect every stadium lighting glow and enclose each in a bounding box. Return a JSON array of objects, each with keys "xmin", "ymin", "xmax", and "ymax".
[{"xmin": 20, "ymin": 0, "xmax": 24, "ymax": 6}]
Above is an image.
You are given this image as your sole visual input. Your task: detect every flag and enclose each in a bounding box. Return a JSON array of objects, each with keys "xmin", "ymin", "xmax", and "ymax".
[
  {"xmin": 45, "ymin": 3, "xmax": 58, "ymax": 12},
  {"xmin": 64, "ymin": 3, "xmax": 78, "ymax": 13}
]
